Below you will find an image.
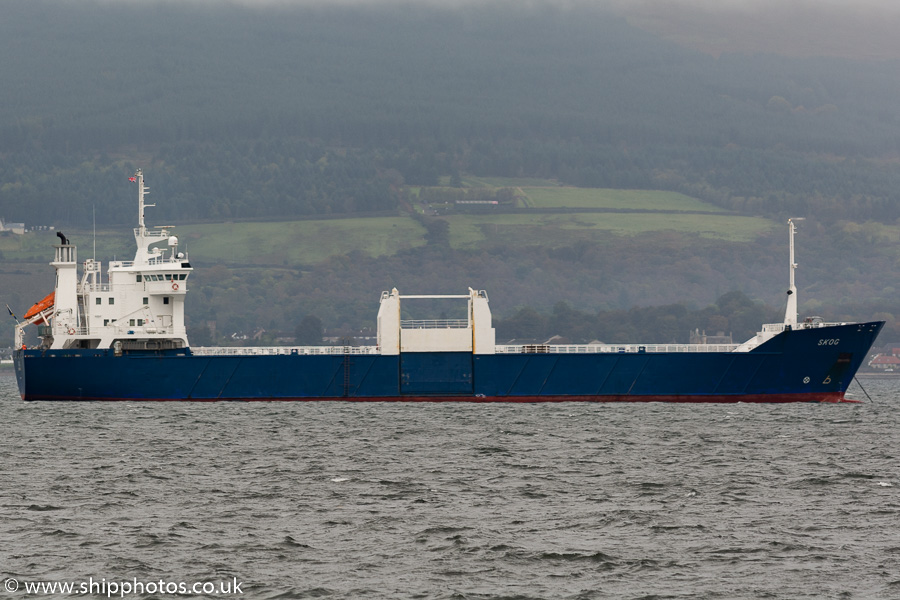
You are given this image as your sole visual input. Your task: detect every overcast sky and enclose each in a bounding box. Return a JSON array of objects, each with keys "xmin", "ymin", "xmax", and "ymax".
[
  {"xmin": 88, "ymin": 0, "xmax": 900, "ymax": 8},
  {"xmin": 77, "ymin": 0, "xmax": 900, "ymax": 20},
  {"xmin": 38, "ymin": 0, "xmax": 900, "ymax": 59}
]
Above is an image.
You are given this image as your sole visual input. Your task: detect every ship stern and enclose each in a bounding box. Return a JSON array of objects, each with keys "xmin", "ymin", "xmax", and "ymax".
[{"xmin": 13, "ymin": 349, "xmax": 27, "ymax": 400}]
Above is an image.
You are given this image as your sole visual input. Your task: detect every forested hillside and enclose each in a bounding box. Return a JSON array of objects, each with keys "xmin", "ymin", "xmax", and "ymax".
[
  {"xmin": 2, "ymin": 0, "xmax": 899, "ymax": 343},
  {"xmin": 2, "ymin": 2, "xmax": 899, "ymax": 226}
]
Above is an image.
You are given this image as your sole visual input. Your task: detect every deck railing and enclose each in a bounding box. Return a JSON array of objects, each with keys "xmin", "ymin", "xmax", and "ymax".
[
  {"xmin": 191, "ymin": 346, "xmax": 381, "ymax": 356},
  {"xmin": 190, "ymin": 343, "xmax": 742, "ymax": 356},
  {"xmin": 494, "ymin": 343, "xmax": 741, "ymax": 354},
  {"xmin": 400, "ymin": 319, "xmax": 469, "ymax": 329}
]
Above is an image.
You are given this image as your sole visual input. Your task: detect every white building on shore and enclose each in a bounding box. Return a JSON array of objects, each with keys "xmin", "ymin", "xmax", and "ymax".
[{"xmin": 0, "ymin": 218, "xmax": 25, "ymax": 235}]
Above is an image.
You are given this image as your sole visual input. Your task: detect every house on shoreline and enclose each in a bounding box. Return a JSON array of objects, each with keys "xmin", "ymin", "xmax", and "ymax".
[
  {"xmin": 867, "ymin": 343, "xmax": 900, "ymax": 371},
  {"xmin": 0, "ymin": 218, "xmax": 25, "ymax": 235}
]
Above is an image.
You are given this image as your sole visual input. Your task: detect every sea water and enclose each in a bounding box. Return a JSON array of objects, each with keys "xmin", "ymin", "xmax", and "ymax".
[{"xmin": 1, "ymin": 374, "xmax": 898, "ymax": 599}]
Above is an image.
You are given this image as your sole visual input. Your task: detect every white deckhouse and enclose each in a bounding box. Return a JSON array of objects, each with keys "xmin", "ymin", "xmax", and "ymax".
[{"xmin": 15, "ymin": 170, "xmax": 191, "ymax": 352}]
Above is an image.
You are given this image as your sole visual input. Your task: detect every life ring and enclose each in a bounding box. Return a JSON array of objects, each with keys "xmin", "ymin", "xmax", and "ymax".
[
  {"xmin": 67, "ymin": 327, "xmax": 75, "ymax": 335},
  {"xmin": 172, "ymin": 282, "xmax": 179, "ymax": 291}
]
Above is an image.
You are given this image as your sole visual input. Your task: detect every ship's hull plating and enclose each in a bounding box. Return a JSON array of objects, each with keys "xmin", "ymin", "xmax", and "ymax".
[{"xmin": 14, "ymin": 322, "xmax": 883, "ymax": 403}]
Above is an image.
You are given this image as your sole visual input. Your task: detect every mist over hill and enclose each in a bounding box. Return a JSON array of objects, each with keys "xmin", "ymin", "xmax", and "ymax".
[
  {"xmin": 2, "ymin": 0, "xmax": 899, "ymax": 339},
  {"xmin": 2, "ymin": 0, "xmax": 899, "ymax": 224},
  {"xmin": 616, "ymin": 0, "xmax": 900, "ymax": 59}
]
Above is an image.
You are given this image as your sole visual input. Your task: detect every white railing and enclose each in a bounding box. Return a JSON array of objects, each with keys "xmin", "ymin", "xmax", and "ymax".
[
  {"xmin": 400, "ymin": 319, "xmax": 469, "ymax": 329},
  {"xmin": 191, "ymin": 346, "xmax": 381, "ymax": 356},
  {"xmin": 799, "ymin": 320, "xmax": 844, "ymax": 329},
  {"xmin": 147, "ymin": 256, "xmax": 182, "ymax": 266},
  {"xmin": 109, "ymin": 257, "xmax": 182, "ymax": 269},
  {"xmin": 79, "ymin": 283, "xmax": 111, "ymax": 292},
  {"xmin": 192, "ymin": 343, "xmax": 744, "ymax": 356},
  {"xmin": 134, "ymin": 228, "xmax": 169, "ymax": 238},
  {"xmin": 494, "ymin": 343, "xmax": 741, "ymax": 354}
]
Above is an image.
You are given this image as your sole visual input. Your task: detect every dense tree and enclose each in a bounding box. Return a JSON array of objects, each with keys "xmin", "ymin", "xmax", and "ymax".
[
  {"xmin": 422, "ymin": 219, "xmax": 450, "ymax": 248},
  {"xmin": 0, "ymin": 2, "xmax": 898, "ymax": 228},
  {"xmin": 294, "ymin": 315, "xmax": 324, "ymax": 345}
]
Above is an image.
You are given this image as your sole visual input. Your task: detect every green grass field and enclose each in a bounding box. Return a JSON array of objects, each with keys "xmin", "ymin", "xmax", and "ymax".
[
  {"xmin": 179, "ymin": 217, "xmax": 426, "ymax": 265},
  {"xmin": 0, "ymin": 230, "xmax": 132, "ymax": 262},
  {"xmin": 1, "ymin": 218, "xmax": 426, "ymax": 266},
  {"xmin": 446, "ymin": 213, "xmax": 774, "ymax": 248},
  {"xmin": 455, "ymin": 176, "xmax": 555, "ymax": 188},
  {"xmin": 520, "ymin": 187, "xmax": 726, "ymax": 212},
  {"xmin": 432, "ymin": 176, "xmax": 727, "ymax": 212},
  {"xmin": 0, "ymin": 182, "xmax": 774, "ymax": 270},
  {"xmin": 1, "ymin": 211, "xmax": 773, "ymax": 269}
]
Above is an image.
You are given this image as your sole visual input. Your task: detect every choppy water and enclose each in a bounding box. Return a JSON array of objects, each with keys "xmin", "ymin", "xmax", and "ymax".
[{"xmin": 2, "ymin": 373, "xmax": 899, "ymax": 599}]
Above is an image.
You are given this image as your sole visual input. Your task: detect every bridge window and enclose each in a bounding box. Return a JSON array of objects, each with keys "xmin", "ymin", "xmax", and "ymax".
[{"xmin": 179, "ymin": 274, "xmax": 187, "ymax": 280}]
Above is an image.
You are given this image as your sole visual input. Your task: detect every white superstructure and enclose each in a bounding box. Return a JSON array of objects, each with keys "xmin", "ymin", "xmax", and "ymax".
[
  {"xmin": 15, "ymin": 169, "xmax": 191, "ymax": 351},
  {"xmin": 376, "ymin": 288, "xmax": 496, "ymax": 354}
]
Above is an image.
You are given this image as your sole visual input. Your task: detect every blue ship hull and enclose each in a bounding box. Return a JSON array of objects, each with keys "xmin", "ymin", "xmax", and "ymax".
[{"xmin": 14, "ymin": 321, "xmax": 883, "ymax": 402}]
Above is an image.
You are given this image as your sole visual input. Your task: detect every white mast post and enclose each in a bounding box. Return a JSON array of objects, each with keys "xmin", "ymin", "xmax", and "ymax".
[
  {"xmin": 784, "ymin": 218, "xmax": 804, "ymax": 327},
  {"xmin": 136, "ymin": 168, "xmax": 153, "ymax": 235},
  {"xmin": 133, "ymin": 168, "xmax": 158, "ymax": 263}
]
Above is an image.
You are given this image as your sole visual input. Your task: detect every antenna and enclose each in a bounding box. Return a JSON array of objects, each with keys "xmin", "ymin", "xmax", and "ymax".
[{"xmin": 92, "ymin": 204, "xmax": 96, "ymax": 262}]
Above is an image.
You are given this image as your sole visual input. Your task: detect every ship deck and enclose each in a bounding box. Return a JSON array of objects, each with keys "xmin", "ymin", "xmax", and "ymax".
[{"xmin": 190, "ymin": 342, "xmax": 743, "ymax": 356}]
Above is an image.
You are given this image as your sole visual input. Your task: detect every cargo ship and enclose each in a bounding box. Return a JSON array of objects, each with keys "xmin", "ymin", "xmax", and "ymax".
[{"xmin": 11, "ymin": 171, "xmax": 883, "ymax": 402}]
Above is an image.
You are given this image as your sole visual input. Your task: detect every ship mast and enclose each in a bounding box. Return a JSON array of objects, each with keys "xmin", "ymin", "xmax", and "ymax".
[
  {"xmin": 136, "ymin": 168, "xmax": 153, "ymax": 235},
  {"xmin": 784, "ymin": 218, "xmax": 803, "ymax": 327},
  {"xmin": 132, "ymin": 168, "xmax": 162, "ymax": 263}
]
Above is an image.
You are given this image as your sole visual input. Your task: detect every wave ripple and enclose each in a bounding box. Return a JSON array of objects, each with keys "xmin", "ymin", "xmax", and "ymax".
[{"xmin": 2, "ymin": 375, "xmax": 899, "ymax": 598}]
